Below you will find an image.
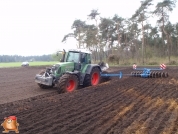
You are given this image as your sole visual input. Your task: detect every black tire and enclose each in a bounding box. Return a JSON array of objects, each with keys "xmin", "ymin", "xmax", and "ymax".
[
  {"xmin": 37, "ymin": 70, "xmax": 54, "ymax": 89},
  {"xmin": 83, "ymin": 67, "xmax": 101, "ymax": 87},
  {"xmin": 57, "ymin": 74, "xmax": 78, "ymax": 93}
]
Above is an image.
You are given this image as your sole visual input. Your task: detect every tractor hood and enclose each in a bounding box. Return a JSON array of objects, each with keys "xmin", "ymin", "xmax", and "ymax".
[
  {"xmin": 55, "ymin": 62, "xmax": 74, "ymax": 69},
  {"xmin": 55, "ymin": 62, "xmax": 75, "ymax": 74}
]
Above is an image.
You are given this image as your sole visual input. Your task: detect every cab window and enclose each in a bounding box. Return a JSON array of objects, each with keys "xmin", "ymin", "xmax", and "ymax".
[
  {"xmin": 66, "ymin": 52, "xmax": 80, "ymax": 63},
  {"xmin": 87, "ymin": 54, "xmax": 91, "ymax": 64},
  {"xmin": 81, "ymin": 53, "xmax": 91, "ymax": 64}
]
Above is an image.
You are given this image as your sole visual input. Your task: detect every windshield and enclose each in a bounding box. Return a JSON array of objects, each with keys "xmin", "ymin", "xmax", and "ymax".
[{"xmin": 66, "ymin": 52, "xmax": 80, "ymax": 62}]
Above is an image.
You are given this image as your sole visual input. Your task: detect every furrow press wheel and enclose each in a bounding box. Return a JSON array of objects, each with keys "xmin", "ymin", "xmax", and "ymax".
[
  {"xmin": 165, "ymin": 72, "xmax": 168, "ymax": 77},
  {"xmin": 139, "ymin": 71, "xmax": 142, "ymax": 75},
  {"xmin": 155, "ymin": 72, "xmax": 159, "ymax": 78},
  {"xmin": 161, "ymin": 72, "xmax": 165, "ymax": 78},
  {"xmin": 57, "ymin": 74, "xmax": 79, "ymax": 93},
  {"xmin": 136, "ymin": 71, "xmax": 141, "ymax": 77},
  {"xmin": 150, "ymin": 72, "xmax": 153, "ymax": 78},
  {"xmin": 151, "ymin": 72, "xmax": 154, "ymax": 78},
  {"xmin": 152, "ymin": 72, "xmax": 156, "ymax": 78},
  {"xmin": 131, "ymin": 72, "xmax": 134, "ymax": 76},
  {"xmin": 134, "ymin": 71, "xmax": 137, "ymax": 77},
  {"xmin": 161, "ymin": 72, "xmax": 168, "ymax": 78},
  {"xmin": 135, "ymin": 71, "xmax": 139, "ymax": 77},
  {"xmin": 83, "ymin": 67, "xmax": 101, "ymax": 87},
  {"xmin": 132, "ymin": 71, "xmax": 136, "ymax": 77}
]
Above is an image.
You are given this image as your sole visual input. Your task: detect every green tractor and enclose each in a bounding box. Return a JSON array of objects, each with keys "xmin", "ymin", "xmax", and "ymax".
[{"xmin": 35, "ymin": 49, "xmax": 109, "ymax": 93}]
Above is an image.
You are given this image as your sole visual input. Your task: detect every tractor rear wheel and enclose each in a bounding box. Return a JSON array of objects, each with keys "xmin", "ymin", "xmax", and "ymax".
[
  {"xmin": 57, "ymin": 74, "xmax": 78, "ymax": 93},
  {"xmin": 83, "ymin": 67, "xmax": 101, "ymax": 87}
]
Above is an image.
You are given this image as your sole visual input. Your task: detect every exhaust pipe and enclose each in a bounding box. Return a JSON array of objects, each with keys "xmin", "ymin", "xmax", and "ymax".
[{"xmin": 56, "ymin": 49, "xmax": 66, "ymax": 62}]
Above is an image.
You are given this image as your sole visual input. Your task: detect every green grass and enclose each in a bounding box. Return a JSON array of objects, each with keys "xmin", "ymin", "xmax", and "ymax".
[{"xmin": 0, "ymin": 61, "xmax": 59, "ymax": 68}]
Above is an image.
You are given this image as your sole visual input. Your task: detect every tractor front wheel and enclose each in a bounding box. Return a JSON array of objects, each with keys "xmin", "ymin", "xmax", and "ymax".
[
  {"xmin": 83, "ymin": 67, "xmax": 101, "ymax": 87},
  {"xmin": 57, "ymin": 74, "xmax": 78, "ymax": 93}
]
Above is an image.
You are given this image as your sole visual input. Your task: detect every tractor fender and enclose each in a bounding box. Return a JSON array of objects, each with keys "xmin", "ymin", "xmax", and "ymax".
[
  {"xmin": 64, "ymin": 71, "xmax": 80, "ymax": 80},
  {"xmin": 85, "ymin": 64, "xmax": 102, "ymax": 74}
]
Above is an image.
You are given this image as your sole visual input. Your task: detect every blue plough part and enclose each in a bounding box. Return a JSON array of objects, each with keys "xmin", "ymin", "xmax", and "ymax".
[
  {"xmin": 100, "ymin": 71, "xmax": 123, "ymax": 79},
  {"xmin": 101, "ymin": 67, "xmax": 168, "ymax": 78}
]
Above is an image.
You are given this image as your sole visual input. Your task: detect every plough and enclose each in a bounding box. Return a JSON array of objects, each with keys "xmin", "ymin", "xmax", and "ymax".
[{"xmin": 101, "ymin": 64, "xmax": 168, "ymax": 78}]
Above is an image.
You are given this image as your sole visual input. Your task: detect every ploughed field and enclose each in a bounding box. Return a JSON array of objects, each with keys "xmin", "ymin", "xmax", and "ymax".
[{"xmin": 0, "ymin": 66, "xmax": 178, "ymax": 134}]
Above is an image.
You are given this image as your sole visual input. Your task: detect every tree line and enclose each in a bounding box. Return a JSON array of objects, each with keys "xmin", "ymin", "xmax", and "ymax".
[
  {"xmin": 62, "ymin": 0, "xmax": 177, "ymax": 64},
  {"xmin": 0, "ymin": 55, "xmax": 58, "ymax": 62}
]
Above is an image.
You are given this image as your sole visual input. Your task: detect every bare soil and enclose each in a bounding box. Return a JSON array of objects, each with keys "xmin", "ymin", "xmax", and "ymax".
[
  {"xmin": 0, "ymin": 66, "xmax": 178, "ymax": 134},
  {"xmin": 0, "ymin": 66, "xmax": 56, "ymax": 104}
]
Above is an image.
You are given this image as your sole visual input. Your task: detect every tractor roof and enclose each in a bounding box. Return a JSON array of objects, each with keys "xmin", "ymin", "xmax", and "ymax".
[{"xmin": 68, "ymin": 49, "xmax": 91, "ymax": 54}]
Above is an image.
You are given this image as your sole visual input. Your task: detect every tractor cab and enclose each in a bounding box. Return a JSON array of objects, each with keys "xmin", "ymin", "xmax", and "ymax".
[
  {"xmin": 60, "ymin": 49, "xmax": 91, "ymax": 62},
  {"xmin": 60, "ymin": 49, "xmax": 92, "ymax": 71}
]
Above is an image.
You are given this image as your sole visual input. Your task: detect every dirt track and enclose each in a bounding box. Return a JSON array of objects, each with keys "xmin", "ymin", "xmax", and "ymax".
[{"xmin": 0, "ymin": 66, "xmax": 178, "ymax": 134}]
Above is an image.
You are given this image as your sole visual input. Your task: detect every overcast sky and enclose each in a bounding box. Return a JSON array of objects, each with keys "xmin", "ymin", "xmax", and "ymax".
[{"xmin": 0, "ymin": 0, "xmax": 178, "ymax": 56}]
